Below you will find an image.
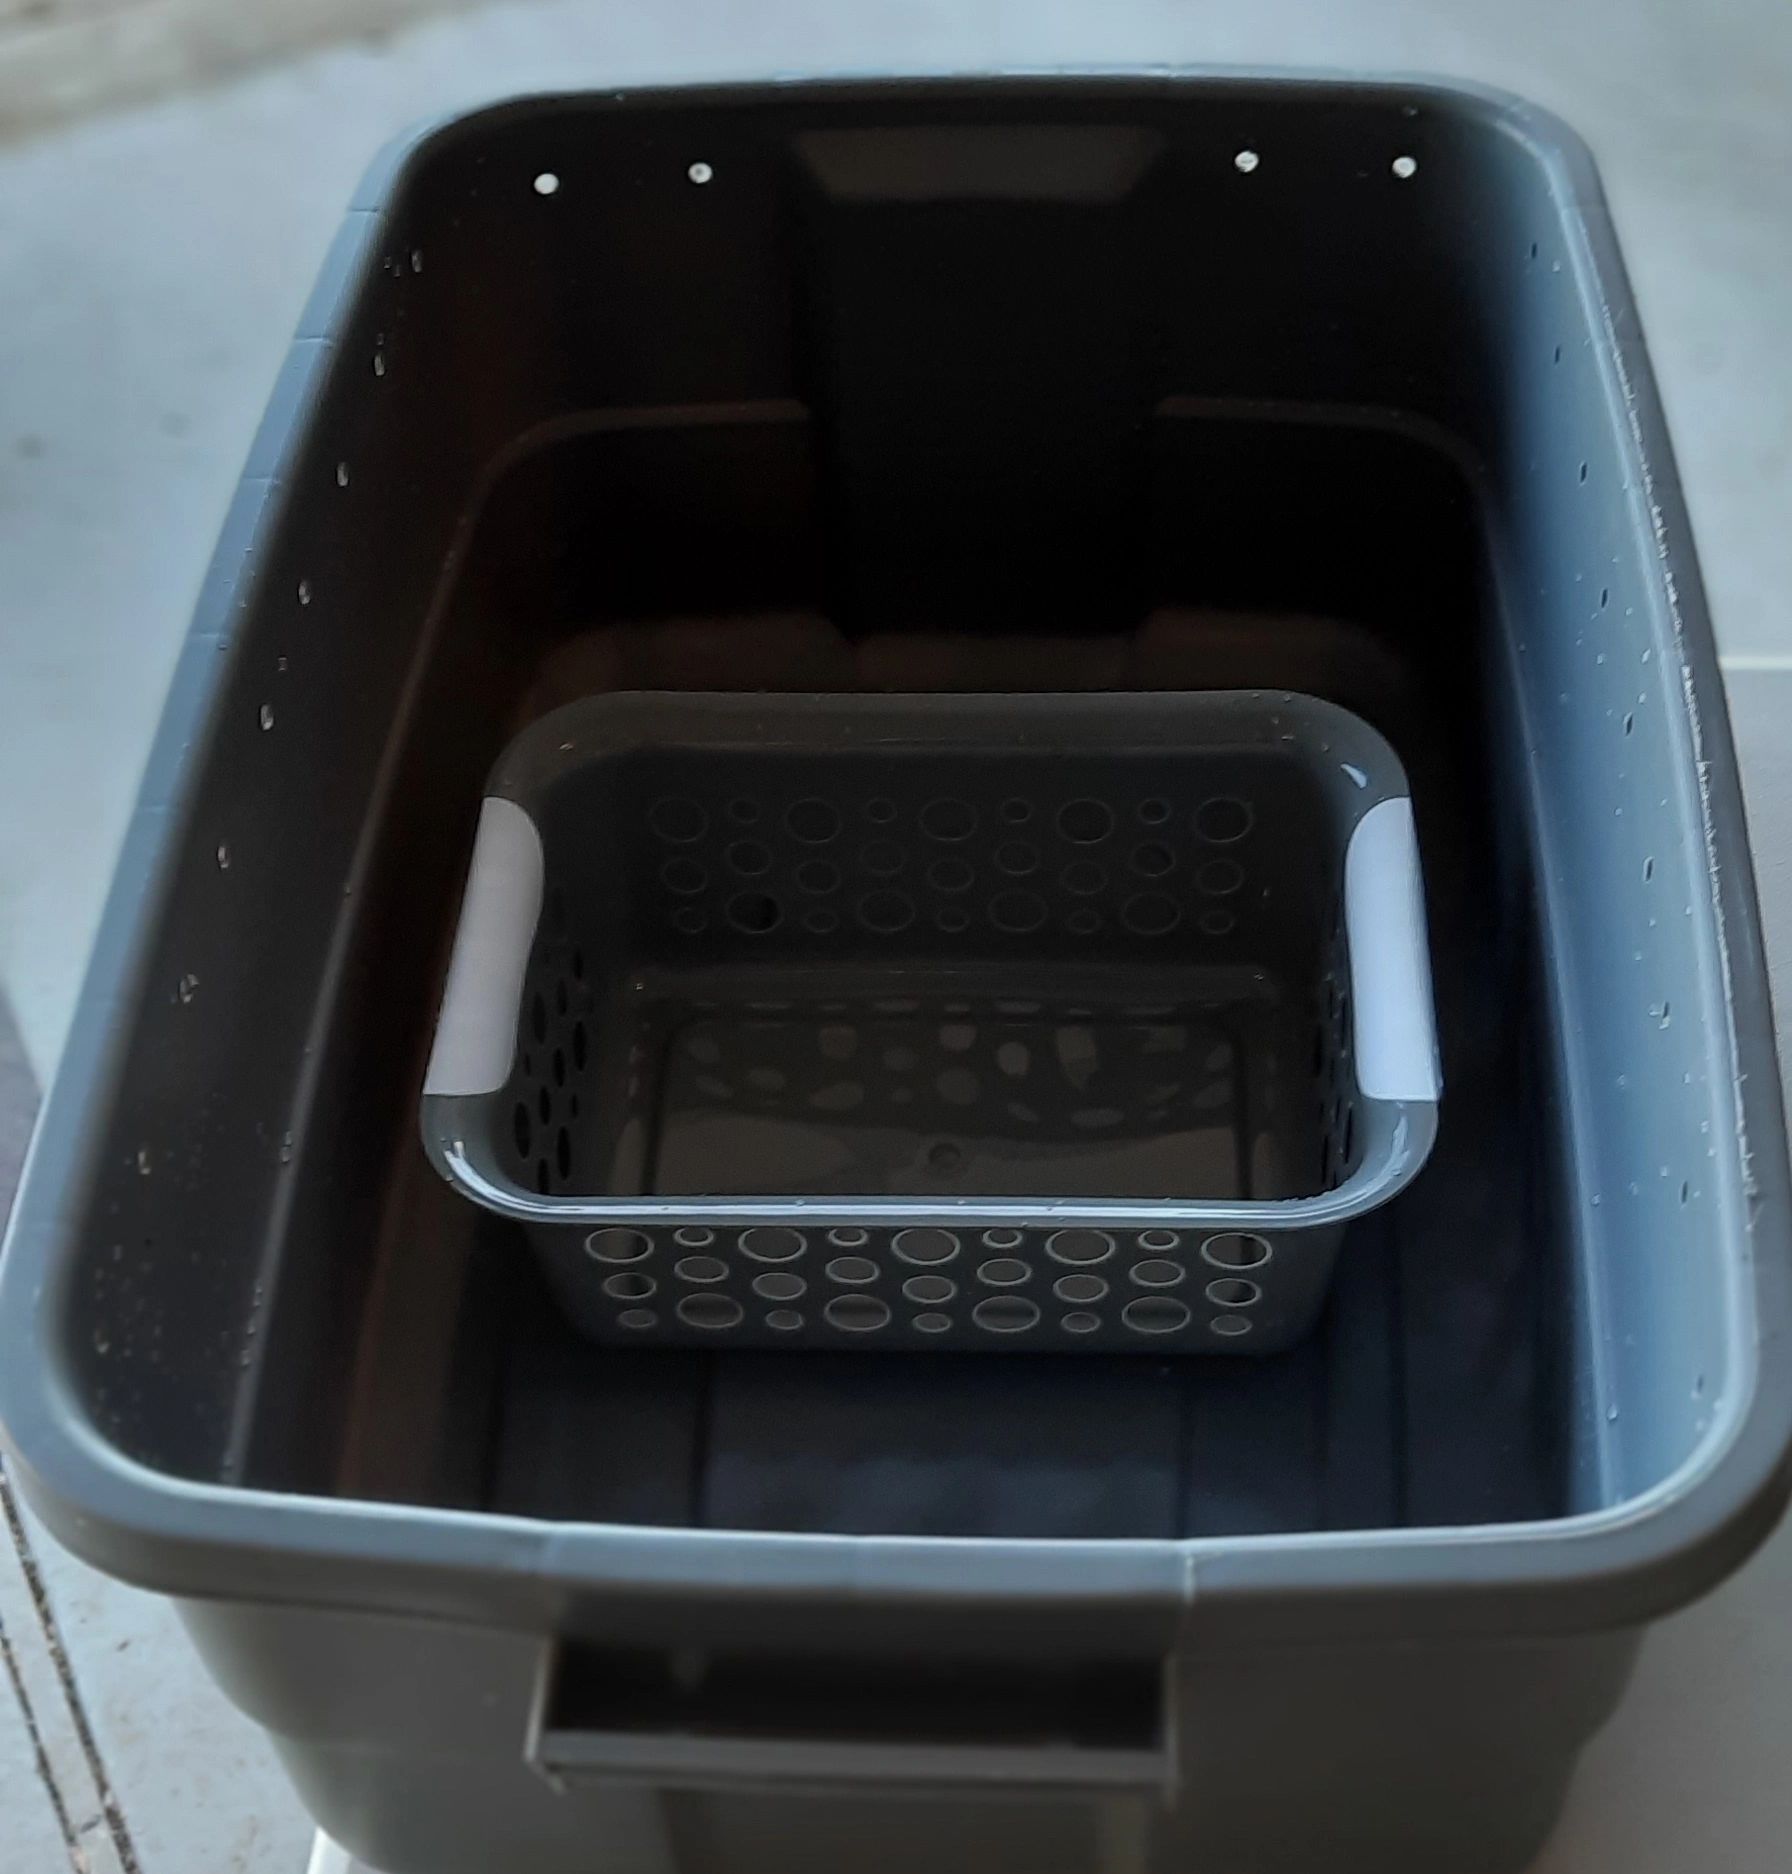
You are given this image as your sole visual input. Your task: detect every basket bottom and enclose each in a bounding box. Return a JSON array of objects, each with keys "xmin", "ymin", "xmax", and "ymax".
[{"xmin": 574, "ymin": 964, "xmax": 1319, "ymax": 1202}]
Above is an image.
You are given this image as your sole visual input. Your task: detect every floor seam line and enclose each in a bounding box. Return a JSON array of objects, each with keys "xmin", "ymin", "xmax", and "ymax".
[{"xmin": 0, "ymin": 1467, "xmax": 144, "ymax": 1874}]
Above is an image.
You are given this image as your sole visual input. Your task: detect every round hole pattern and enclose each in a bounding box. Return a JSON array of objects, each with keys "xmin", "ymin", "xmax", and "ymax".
[
  {"xmin": 1054, "ymin": 1273, "xmax": 1108, "ymax": 1304},
  {"xmin": 894, "ymin": 1227, "xmax": 960, "ymax": 1266},
  {"xmin": 1202, "ymin": 1232, "xmax": 1272, "ymax": 1270},
  {"xmin": 826, "ymin": 1256, "xmax": 878, "ymax": 1285},
  {"xmin": 1047, "ymin": 1228, "xmax": 1115, "ymax": 1266},
  {"xmin": 673, "ymin": 1226, "xmax": 715, "ymax": 1249},
  {"xmin": 921, "ymin": 798, "xmax": 978, "ymax": 842},
  {"xmin": 977, "ymin": 1258, "xmax": 1030, "ymax": 1287},
  {"xmin": 1205, "ymin": 1277, "xmax": 1262, "ymax": 1308},
  {"xmin": 1061, "ymin": 1312, "xmax": 1102, "ymax": 1334},
  {"xmin": 1195, "ymin": 797, "xmax": 1253, "ymax": 844},
  {"xmin": 1211, "ymin": 1314, "xmax": 1253, "ymax": 1338},
  {"xmin": 740, "ymin": 1226, "xmax": 806, "ymax": 1263},
  {"xmin": 752, "ymin": 1272, "xmax": 806, "ymax": 1302},
  {"xmin": 981, "ymin": 1228, "xmax": 1024, "ymax": 1250},
  {"xmin": 825, "ymin": 1294, "xmax": 891, "ymax": 1332},
  {"xmin": 602, "ymin": 1271, "xmax": 656, "ymax": 1301},
  {"xmin": 586, "ymin": 1228, "xmax": 652, "ymax": 1264},
  {"xmin": 765, "ymin": 1308, "xmax": 804, "ymax": 1331},
  {"xmin": 903, "ymin": 1274, "xmax": 956, "ymax": 1304},
  {"xmin": 675, "ymin": 1256, "xmax": 728, "ymax": 1285},
  {"xmin": 973, "ymin": 1296, "xmax": 1040, "ymax": 1334},
  {"xmin": 1124, "ymin": 1296, "xmax": 1192, "ymax": 1335},
  {"xmin": 912, "ymin": 1311, "xmax": 953, "ymax": 1334},
  {"xmin": 617, "ymin": 1308, "xmax": 657, "ymax": 1330},
  {"xmin": 678, "ymin": 1294, "xmax": 744, "ymax": 1331},
  {"xmin": 827, "ymin": 1226, "xmax": 870, "ymax": 1249},
  {"xmin": 1130, "ymin": 1259, "xmax": 1185, "ymax": 1288}
]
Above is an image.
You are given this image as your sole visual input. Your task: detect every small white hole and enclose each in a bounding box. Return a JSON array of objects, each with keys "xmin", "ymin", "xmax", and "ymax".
[
  {"xmin": 739, "ymin": 1226, "xmax": 806, "ymax": 1263},
  {"xmin": 1054, "ymin": 1273, "xmax": 1108, "ymax": 1304},
  {"xmin": 826, "ymin": 1294, "xmax": 891, "ymax": 1333},
  {"xmin": 825, "ymin": 1256, "xmax": 878, "ymax": 1285},
  {"xmin": 1392, "ymin": 154, "xmax": 1418, "ymax": 179},
  {"xmin": 688, "ymin": 161, "xmax": 714, "ymax": 185},
  {"xmin": 903, "ymin": 1274, "xmax": 956, "ymax": 1305},
  {"xmin": 602, "ymin": 1271, "xmax": 656, "ymax": 1302},
  {"xmin": 674, "ymin": 1255, "xmax": 728, "ymax": 1285},
  {"xmin": 586, "ymin": 1227, "xmax": 653, "ymax": 1264},
  {"xmin": 893, "ymin": 1227, "xmax": 960, "ymax": 1266},
  {"xmin": 1130, "ymin": 1259, "xmax": 1185, "ymax": 1289},
  {"xmin": 533, "ymin": 172, "xmax": 560, "ymax": 196},
  {"xmin": 678, "ymin": 1293, "xmax": 743, "ymax": 1331},
  {"xmin": 1201, "ymin": 1232, "xmax": 1272, "ymax": 1270},
  {"xmin": 752, "ymin": 1272, "xmax": 806, "ymax": 1302},
  {"xmin": 973, "ymin": 1295, "xmax": 1040, "ymax": 1334},
  {"xmin": 1046, "ymin": 1228, "xmax": 1115, "ymax": 1266},
  {"xmin": 1123, "ymin": 1296, "xmax": 1192, "ymax": 1335},
  {"xmin": 1234, "ymin": 149, "xmax": 1260, "ymax": 174}
]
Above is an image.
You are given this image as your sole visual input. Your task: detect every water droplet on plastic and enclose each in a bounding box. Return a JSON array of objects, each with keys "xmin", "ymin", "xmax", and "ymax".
[
  {"xmin": 259, "ymin": 703, "xmax": 275, "ymax": 731},
  {"xmin": 177, "ymin": 973, "xmax": 199, "ymax": 1004}
]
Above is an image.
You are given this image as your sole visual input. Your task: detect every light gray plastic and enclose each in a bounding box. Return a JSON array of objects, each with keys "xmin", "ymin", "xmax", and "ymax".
[
  {"xmin": 421, "ymin": 690, "xmax": 1438, "ymax": 1353},
  {"xmin": 2, "ymin": 74, "xmax": 1789, "ymax": 1874}
]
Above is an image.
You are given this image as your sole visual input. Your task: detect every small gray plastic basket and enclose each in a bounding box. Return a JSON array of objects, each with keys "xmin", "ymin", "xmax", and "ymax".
[{"xmin": 422, "ymin": 690, "xmax": 1439, "ymax": 1353}]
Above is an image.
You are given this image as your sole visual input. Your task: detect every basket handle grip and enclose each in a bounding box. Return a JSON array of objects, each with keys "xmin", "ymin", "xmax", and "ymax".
[
  {"xmin": 423, "ymin": 797, "xmax": 543, "ymax": 1098},
  {"xmin": 1343, "ymin": 797, "xmax": 1440, "ymax": 1104},
  {"xmin": 526, "ymin": 1641, "xmax": 1175, "ymax": 1797}
]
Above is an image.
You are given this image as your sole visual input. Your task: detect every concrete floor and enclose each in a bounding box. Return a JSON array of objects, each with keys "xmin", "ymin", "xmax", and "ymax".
[{"xmin": 0, "ymin": 2, "xmax": 1789, "ymax": 1870}]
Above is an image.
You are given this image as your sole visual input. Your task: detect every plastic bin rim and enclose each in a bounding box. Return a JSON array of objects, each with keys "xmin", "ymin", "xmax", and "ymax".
[{"xmin": 2, "ymin": 72, "xmax": 1789, "ymax": 1648}]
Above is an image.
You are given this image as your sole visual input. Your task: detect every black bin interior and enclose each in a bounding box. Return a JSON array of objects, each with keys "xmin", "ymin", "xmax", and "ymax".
[{"xmin": 55, "ymin": 83, "xmax": 1737, "ymax": 1544}]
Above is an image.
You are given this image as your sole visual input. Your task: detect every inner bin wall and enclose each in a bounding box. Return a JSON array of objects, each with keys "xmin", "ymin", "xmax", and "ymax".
[{"xmin": 55, "ymin": 84, "xmax": 1730, "ymax": 1538}]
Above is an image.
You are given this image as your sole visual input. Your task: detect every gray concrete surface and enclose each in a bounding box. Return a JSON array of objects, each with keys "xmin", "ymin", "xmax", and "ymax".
[{"xmin": 0, "ymin": 1, "xmax": 1789, "ymax": 1869}]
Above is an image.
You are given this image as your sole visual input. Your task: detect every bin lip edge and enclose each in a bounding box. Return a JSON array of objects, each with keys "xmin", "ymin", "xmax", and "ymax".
[{"xmin": 4, "ymin": 67, "xmax": 1789, "ymax": 1639}]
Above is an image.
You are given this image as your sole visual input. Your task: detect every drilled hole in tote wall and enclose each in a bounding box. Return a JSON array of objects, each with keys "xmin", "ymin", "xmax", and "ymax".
[
  {"xmin": 1391, "ymin": 154, "xmax": 1418, "ymax": 179},
  {"xmin": 533, "ymin": 171, "xmax": 560, "ymax": 195},
  {"xmin": 1234, "ymin": 149, "xmax": 1260, "ymax": 174}
]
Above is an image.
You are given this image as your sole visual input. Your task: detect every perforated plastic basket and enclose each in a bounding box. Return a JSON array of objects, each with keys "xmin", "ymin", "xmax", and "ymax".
[{"xmin": 422, "ymin": 690, "xmax": 1438, "ymax": 1353}]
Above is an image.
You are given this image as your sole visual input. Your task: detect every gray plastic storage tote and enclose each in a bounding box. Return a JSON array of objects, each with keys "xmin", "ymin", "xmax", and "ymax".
[{"xmin": 2, "ymin": 74, "xmax": 1790, "ymax": 1874}]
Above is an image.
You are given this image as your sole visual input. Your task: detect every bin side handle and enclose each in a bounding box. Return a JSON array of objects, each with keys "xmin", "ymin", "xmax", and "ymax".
[
  {"xmin": 1344, "ymin": 796, "xmax": 1441, "ymax": 1104},
  {"xmin": 423, "ymin": 798, "xmax": 543, "ymax": 1098},
  {"xmin": 526, "ymin": 1642, "xmax": 1176, "ymax": 1797}
]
